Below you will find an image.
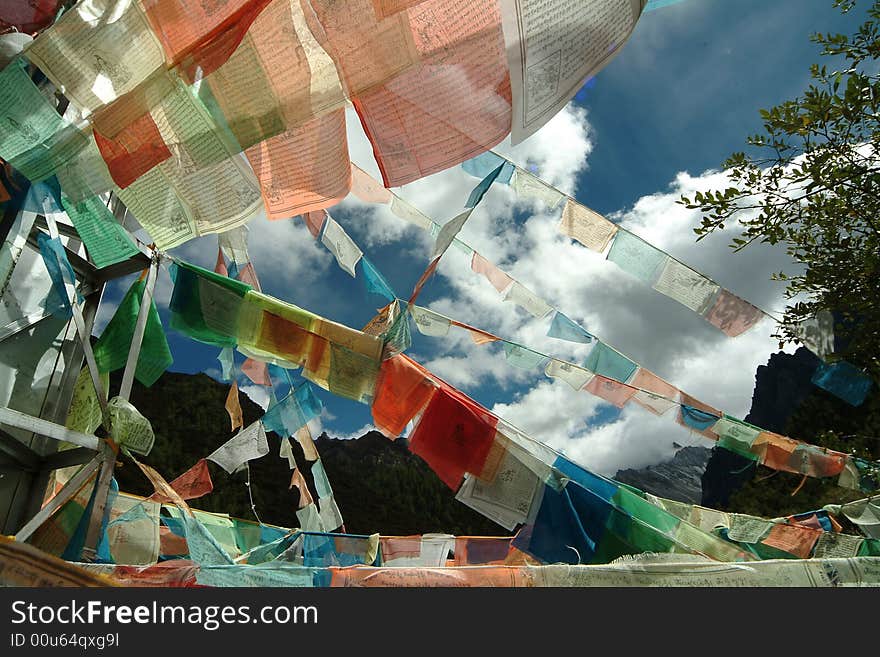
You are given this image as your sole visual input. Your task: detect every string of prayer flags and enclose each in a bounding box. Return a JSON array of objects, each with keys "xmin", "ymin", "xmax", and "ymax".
[
  {"xmin": 225, "ymin": 382, "xmax": 243, "ymax": 432},
  {"xmin": 104, "ymin": 397, "xmax": 155, "ymax": 457},
  {"xmin": 547, "ymin": 311, "xmax": 594, "ymax": 344},
  {"xmin": 147, "ymin": 460, "xmax": 214, "ymax": 505},
  {"xmin": 93, "ymin": 277, "xmax": 173, "ymax": 387},
  {"xmin": 811, "ymin": 361, "xmax": 874, "ymax": 407},
  {"xmin": 167, "ymin": 256, "xmax": 880, "ymax": 497},
  {"xmin": 207, "ymin": 419, "xmax": 269, "ymax": 474},
  {"xmin": 321, "ymin": 214, "xmax": 362, "ymax": 277},
  {"xmin": 483, "ymin": 151, "xmax": 778, "ymax": 340},
  {"xmin": 61, "ymin": 195, "xmax": 140, "ymax": 269}
]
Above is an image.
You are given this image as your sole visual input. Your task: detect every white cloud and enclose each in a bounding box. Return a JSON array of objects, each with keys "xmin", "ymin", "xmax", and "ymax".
[
  {"xmin": 240, "ymin": 384, "xmax": 270, "ymax": 410},
  {"xmin": 335, "ymin": 423, "xmax": 377, "ymax": 441}
]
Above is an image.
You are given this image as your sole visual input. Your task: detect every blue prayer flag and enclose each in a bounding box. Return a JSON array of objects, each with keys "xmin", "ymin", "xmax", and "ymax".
[
  {"xmin": 360, "ymin": 257, "xmax": 396, "ymax": 302},
  {"xmin": 465, "ymin": 163, "xmax": 505, "ymax": 209},
  {"xmin": 811, "ymin": 361, "xmax": 873, "ymax": 407},
  {"xmin": 462, "ymin": 152, "xmax": 514, "ymax": 185},
  {"xmin": 547, "ymin": 312, "xmax": 593, "ymax": 344}
]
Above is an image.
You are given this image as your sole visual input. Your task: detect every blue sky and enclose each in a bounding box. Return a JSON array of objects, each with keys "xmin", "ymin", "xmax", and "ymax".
[{"xmin": 96, "ymin": 0, "xmax": 867, "ymax": 475}]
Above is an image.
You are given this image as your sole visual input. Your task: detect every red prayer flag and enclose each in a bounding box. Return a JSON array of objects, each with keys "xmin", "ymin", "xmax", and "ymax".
[
  {"xmin": 371, "ymin": 354, "xmax": 437, "ymax": 438},
  {"xmin": 409, "ymin": 386, "xmax": 498, "ymax": 490},
  {"xmin": 93, "ymin": 113, "xmax": 171, "ymax": 189},
  {"xmin": 148, "ymin": 459, "xmax": 213, "ymax": 504}
]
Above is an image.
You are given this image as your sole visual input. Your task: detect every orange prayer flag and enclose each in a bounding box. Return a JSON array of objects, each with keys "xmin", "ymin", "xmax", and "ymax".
[
  {"xmin": 245, "ymin": 110, "xmax": 351, "ymax": 219},
  {"xmin": 93, "ymin": 112, "xmax": 171, "ymax": 189},
  {"xmin": 583, "ymin": 375, "xmax": 638, "ymax": 409},
  {"xmin": 214, "ymin": 248, "xmax": 228, "ymax": 277},
  {"xmin": 371, "ymin": 354, "xmax": 436, "ymax": 438},
  {"xmin": 225, "ymin": 382, "xmax": 243, "ymax": 431},
  {"xmin": 241, "ymin": 357, "xmax": 271, "ymax": 386},
  {"xmin": 236, "ymin": 262, "xmax": 262, "ymax": 291},
  {"xmin": 289, "ymin": 468, "xmax": 314, "ymax": 509},
  {"xmin": 760, "ymin": 523, "xmax": 820, "ymax": 559},
  {"xmin": 471, "ymin": 252, "xmax": 513, "ymax": 293},
  {"xmin": 148, "ymin": 459, "xmax": 213, "ymax": 504}
]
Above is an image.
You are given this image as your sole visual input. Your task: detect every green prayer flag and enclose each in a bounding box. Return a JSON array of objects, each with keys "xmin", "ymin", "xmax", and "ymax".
[
  {"xmin": 0, "ymin": 59, "xmax": 88, "ymax": 182},
  {"xmin": 62, "ymin": 195, "xmax": 139, "ymax": 269},
  {"xmin": 93, "ymin": 278, "xmax": 173, "ymax": 387},
  {"xmin": 169, "ymin": 261, "xmax": 250, "ymax": 347}
]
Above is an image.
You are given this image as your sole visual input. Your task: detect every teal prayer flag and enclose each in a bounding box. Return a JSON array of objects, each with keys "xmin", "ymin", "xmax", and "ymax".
[
  {"xmin": 583, "ymin": 342, "xmax": 637, "ymax": 382},
  {"xmin": 360, "ymin": 257, "xmax": 396, "ymax": 302},
  {"xmin": 607, "ymin": 231, "xmax": 667, "ymax": 284},
  {"xmin": 548, "ymin": 312, "xmax": 593, "ymax": 344},
  {"xmin": 811, "ymin": 361, "xmax": 873, "ymax": 407},
  {"xmin": 465, "ymin": 162, "xmax": 505, "ymax": 209},
  {"xmin": 462, "ymin": 152, "xmax": 514, "ymax": 184}
]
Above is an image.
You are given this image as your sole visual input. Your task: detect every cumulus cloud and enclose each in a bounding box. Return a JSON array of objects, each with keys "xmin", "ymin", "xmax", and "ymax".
[{"xmin": 240, "ymin": 384, "xmax": 270, "ymax": 411}]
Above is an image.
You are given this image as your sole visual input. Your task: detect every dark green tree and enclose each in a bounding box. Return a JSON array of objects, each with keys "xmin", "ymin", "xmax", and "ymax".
[{"xmin": 681, "ymin": 0, "xmax": 879, "ymax": 376}]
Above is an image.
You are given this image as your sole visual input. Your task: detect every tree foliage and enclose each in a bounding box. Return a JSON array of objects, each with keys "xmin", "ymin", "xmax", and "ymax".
[{"xmin": 680, "ymin": 0, "xmax": 879, "ymax": 376}]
